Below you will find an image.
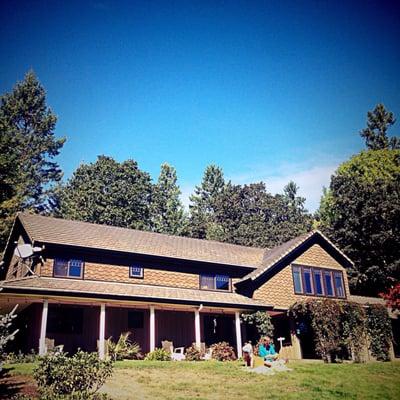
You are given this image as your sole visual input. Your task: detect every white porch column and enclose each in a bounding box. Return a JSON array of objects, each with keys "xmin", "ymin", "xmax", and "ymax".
[
  {"xmin": 194, "ymin": 309, "xmax": 201, "ymax": 349},
  {"xmin": 235, "ymin": 311, "xmax": 242, "ymax": 359},
  {"xmin": 98, "ymin": 303, "xmax": 106, "ymax": 359},
  {"xmin": 38, "ymin": 300, "xmax": 49, "ymax": 356},
  {"xmin": 150, "ymin": 306, "xmax": 155, "ymax": 352}
]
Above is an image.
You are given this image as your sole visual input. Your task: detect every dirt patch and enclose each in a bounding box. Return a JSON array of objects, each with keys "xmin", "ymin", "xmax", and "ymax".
[{"xmin": 0, "ymin": 371, "xmax": 37, "ymax": 400}]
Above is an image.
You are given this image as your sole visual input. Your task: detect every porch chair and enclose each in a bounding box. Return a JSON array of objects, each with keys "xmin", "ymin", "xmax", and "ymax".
[
  {"xmin": 45, "ymin": 338, "xmax": 55, "ymax": 353},
  {"xmin": 192, "ymin": 342, "xmax": 212, "ymax": 360},
  {"xmin": 162, "ymin": 340, "xmax": 185, "ymax": 361}
]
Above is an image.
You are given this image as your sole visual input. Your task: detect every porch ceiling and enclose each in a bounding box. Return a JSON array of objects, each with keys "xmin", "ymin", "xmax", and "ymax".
[{"xmin": 0, "ymin": 276, "xmax": 271, "ymax": 310}]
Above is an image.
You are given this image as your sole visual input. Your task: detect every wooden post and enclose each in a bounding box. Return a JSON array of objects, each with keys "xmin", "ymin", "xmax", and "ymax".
[
  {"xmin": 195, "ymin": 309, "xmax": 201, "ymax": 349},
  {"xmin": 39, "ymin": 300, "xmax": 48, "ymax": 356},
  {"xmin": 235, "ymin": 311, "xmax": 242, "ymax": 358},
  {"xmin": 150, "ymin": 306, "xmax": 155, "ymax": 352},
  {"xmin": 98, "ymin": 303, "xmax": 106, "ymax": 359}
]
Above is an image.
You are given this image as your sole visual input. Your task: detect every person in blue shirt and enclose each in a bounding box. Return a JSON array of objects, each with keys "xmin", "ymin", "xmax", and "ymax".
[{"xmin": 258, "ymin": 336, "xmax": 279, "ymax": 367}]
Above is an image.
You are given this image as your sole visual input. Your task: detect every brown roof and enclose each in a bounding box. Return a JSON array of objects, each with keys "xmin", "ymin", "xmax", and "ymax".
[
  {"xmin": 238, "ymin": 230, "xmax": 354, "ymax": 283},
  {"xmin": 17, "ymin": 213, "xmax": 264, "ymax": 268},
  {"xmin": 0, "ymin": 276, "xmax": 269, "ymax": 309}
]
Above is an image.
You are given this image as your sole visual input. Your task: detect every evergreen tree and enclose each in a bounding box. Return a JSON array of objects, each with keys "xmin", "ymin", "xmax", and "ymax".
[
  {"xmin": 360, "ymin": 103, "xmax": 399, "ymax": 150},
  {"xmin": 151, "ymin": 163, "xmax": 186, "ymax": 235},
  {"xmin": 55, "ymin": 156, "xmax": 152, "ymax": 230},
  {"xmin": 188, "ymin": 165, "xmax": 225, "ymax": 238},
  {"xmin": 0, "ymin": 71, "xmax": 65, "ymax": 251}
]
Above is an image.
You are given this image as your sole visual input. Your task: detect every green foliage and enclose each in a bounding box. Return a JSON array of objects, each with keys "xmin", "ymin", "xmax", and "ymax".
[
  {"xmin": 188, "ymin": 164, "xmax": 225, "ymax": 239},
  {"xmin": 33, "ymin": 351, "xmax": 113, "ymax": 399},
  {"xmin": 106, "ymin": 332, "xmax": 142, "ymax": 361},
  {"xmin": 359, "ymin": 104, "xmax": 399, "ymax": 150},
  {"xmin": 241, "ymin": 311, "xmax": 274, "ymax": 339},
  {"xmin": 184, "ymin": 344, "xmax": 202, "ymax": 361},
  {"xmin": 54, "ymin": 155, "xmax": 152, "ymax": 230},
  {"xmin": 291, "ymin": 299, "xmax": 392, "ymax": 363},
  {"xmin": 208, "ymin": 181, "xmax": 312, "ymax": 248},
  {"xmin": 0, "ymin": 304, "xmax": 19, "ymax": 371},
  {"xmin": 340, "ymin": 302, "xmax": 367, "ymax": 362},
  {"xmin": 3, "ymin": 349, "xmax": 38, "ymax": 364},
  {"xmin": 144, "ymin": 348, "xmax": 171, "ymax": 361},
  {"xmin": 318, "ymin": 149, "xmax": 400, "ymax": 295},
  {"xmin": 210, "ymin": 341, "xmax": 236, "ymax": 361},
  {"xmin": 150, "ymin": 163, "xmax": 187, "ymax": 235},
  {"xmin": 366, "ymin": 304, "xmax": 393, "ymax": 361},
  {"xmin": 0, "ymin": 71, "xmax": 65, "ymax": 251}
]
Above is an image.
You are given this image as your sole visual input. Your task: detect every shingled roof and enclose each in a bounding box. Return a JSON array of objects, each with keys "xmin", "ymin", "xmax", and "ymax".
[
  {"xmin": 238, "ymin": 230, "xmax": 354, "ymax": 283},
  {"xmin": 0, "ymin": 276, "xmax": 269, "ymax": 309},
  {"xmin": 16, "ymin": 213, "xmax": 265, "ymax": 268}
]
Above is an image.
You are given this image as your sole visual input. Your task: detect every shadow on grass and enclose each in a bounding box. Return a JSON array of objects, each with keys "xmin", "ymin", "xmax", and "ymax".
[{"xmin": 0, "ymin": 367, "xmax": 37, "ymax": 399}]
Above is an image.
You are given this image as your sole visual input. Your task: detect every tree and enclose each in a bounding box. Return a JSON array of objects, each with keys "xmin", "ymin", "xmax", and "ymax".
[
  {"xmin": 318, "ymin": 149, "xmax": 400, "ymax": 295},
  {"xmin": 54, "ymin": 156, "xmax": 152, "ymax": 230},
  {"xmin": 0, "ymin": 302, "xmax": 19, "ymax": 371},
  {"xmin": 188, "ymin": 165, "xmax": 225, "ymax": 239},
  {"xmin": 0, "ymin": 71, "xmax": 65, "ymax": 251},
  {"xmin": 150, "ymin": 163, "xmax": 186, "ymax": 235},
  {"xmin": 210, "ymin": 181, "xmax": 312, "ymax": 248},
  {"xmin": 360, "ymin": 103, "xmax": 399, "ymax": 150}
]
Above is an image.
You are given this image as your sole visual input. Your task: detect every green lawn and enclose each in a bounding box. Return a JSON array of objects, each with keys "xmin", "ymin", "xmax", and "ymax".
[{"xmin": 4, "ymin": 360, "xmax": 400, "ymax": 400}]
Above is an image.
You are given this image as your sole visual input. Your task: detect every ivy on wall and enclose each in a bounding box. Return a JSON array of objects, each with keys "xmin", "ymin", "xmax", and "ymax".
[
  {"xmin": 366, "ymin": 304, "xmax": 393, "ymax": 361},
  {"xmin": 290, "ymin": 299, "xmax": 392, "ymax": 363}
]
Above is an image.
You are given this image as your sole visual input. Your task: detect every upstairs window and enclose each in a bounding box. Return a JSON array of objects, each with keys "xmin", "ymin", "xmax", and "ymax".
[
  {"xmin": 200, "ymin": 274, "xmax": 230, "ymax": 291},
  {"xmin": 129, "ymin": 265, "xmax": 143, "ymax": 278},
  {"xmin": 53, "ymin": 259, "xmax": 83, "ymax": 279},
  {"xmin": 291, "ymin": 265, "xmax": 346, "ymax": 299}
]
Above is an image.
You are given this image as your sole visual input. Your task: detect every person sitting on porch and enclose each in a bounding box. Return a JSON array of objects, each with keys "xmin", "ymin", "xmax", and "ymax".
[
  {"xmin": 258, "ymin": 336, "xmax": 288, "ymax": 368},
  {"xmin": 242, "ymin": 341, "xmax": 253, "ymax": 367}
]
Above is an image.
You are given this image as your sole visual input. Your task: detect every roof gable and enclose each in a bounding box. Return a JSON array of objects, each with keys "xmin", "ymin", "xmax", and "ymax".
[{"xmin": 236, "ymin": 230, "xmax": 353, "ymax": 285}]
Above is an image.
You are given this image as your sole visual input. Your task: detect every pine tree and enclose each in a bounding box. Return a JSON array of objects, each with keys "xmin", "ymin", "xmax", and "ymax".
[
  {"xmin": 360, "ymin": 103, "xmax": 399, "ymax": 150},
  {"xmin": 0, "ymin": 71, "xmax": 65, "ymax": 251},
  {"xmin": 188, "ymin": 165, "xmax": 225, "ymax": 239},
  {"xmin": 151, "ymin": 163, "xmax": 186, "ymax": 235}
]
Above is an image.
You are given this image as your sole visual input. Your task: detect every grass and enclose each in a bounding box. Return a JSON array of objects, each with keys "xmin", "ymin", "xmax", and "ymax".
[{"xmin": 3, "ymin": 360, "xmax": 400, "ymax": 400}]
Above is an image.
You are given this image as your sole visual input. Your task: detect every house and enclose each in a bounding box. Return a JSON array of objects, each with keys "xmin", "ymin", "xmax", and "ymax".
[{"xmin": 0, "ymin": 212, "xmax": 396, "ymax": 359}]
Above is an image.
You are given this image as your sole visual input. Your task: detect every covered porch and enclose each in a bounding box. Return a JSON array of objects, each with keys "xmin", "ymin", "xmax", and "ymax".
[{"xmin": 1, "ymin": 295, "xmax": 246, "ymax": 359}]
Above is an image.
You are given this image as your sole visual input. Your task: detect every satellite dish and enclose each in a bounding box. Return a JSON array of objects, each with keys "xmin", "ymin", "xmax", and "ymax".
[{"xmin": 14, "ymin": 244, "xmax": 42, "ymax": 259}]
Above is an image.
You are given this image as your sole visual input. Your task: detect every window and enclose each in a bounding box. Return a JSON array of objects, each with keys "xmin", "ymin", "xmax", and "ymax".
[
  {"xmin": 314, "ymin": 270, "xmax": 324, "ymax": 295},
  {"xmin": 53, "ymin": 259, "xmax": 83, "ymax": 279},
  {"xmin": 128, "ymin": 311, "xmax": 144, "ymax": 329},
  {"xmin": 129, "ymin": 265, "xmax": 143, "ymax": 278},
  {"xmin": 200, "ymin": 274, "xmax": 230, "ymax": 291},
  {"xmin": 291, "ymin": 265, "xmax": 346, "ymax": 299},
  {"xmin": 334, "ymin": 272, "xmax": 345, "ymax": 298},
  {"xmin": 323, "ymin": 271, "xmax": 334, "ymax": 296},
  {"xmin": 303, "ymin": 268, "xmax": 313, "ymax": 294},
  {"xmin": 292, "ymin": 266, "xmax": 303, "ymax": 294}
]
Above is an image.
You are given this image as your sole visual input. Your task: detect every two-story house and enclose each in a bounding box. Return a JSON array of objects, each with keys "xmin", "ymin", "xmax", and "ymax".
[{"xmin": 0, "ymin": 212, "xmax": 395, "ymax": 359}]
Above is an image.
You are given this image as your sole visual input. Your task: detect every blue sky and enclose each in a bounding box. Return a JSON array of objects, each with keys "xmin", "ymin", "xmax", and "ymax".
[{"xmin": 1, "ymin": 0, "xmax": 399, "ymax": 211}]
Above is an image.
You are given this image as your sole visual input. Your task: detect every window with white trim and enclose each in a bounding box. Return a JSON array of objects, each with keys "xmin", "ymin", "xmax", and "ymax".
[
  {"xmin": 53, "ymin": 259, "xmax": 84, "ymax": 279},
  {"xmin": 200, "ymin": 274, "xmax": 230, "ymax": 291},
  {"xmin": 129, "ymin": 265, "xmax": 143, "ymax": 278}
]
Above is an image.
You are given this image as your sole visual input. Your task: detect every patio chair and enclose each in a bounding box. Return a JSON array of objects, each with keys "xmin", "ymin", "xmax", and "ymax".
[
  {"xmin": 45, "ymin": 338, "xmax": 54, "ymax": 353},
  {"xmin": 161, "ymin": 340, "xmax": 185, "ymax": 361},
  {"xmin": 192, "ymin": 342, "xmax": 212, "ymax": 360}
]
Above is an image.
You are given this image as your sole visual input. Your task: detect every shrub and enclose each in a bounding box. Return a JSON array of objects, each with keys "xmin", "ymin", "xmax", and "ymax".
[
  {"xmin": 34, "ymin": 350, "xmax": 113, "ymax": 399},
  {"xmin": 210, "ymin": 342, "xmax": 236, "ymax": 361},
  {"xmin": 107, "ymin": 332, "xmax": 142, "ymax": 361},
  {"xmin": 366, "ymin": 304, "xmax": 393, "ymax": 361},
  {"xmin": 4, "ymin": 349, "xmax": 38, "ymax": 364},
  {"xmin": 185, "ymin": 344, "xmax": 202, "ymax": 361},
  {"xmin": 144, "ymin": 348, "xmax": 171, "ymax": 361}
]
